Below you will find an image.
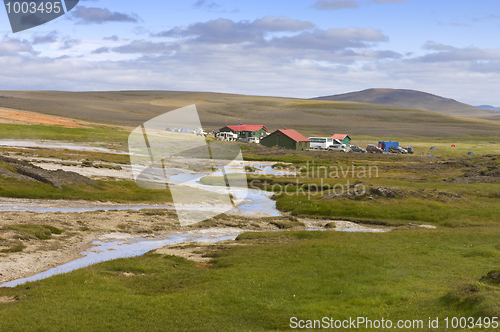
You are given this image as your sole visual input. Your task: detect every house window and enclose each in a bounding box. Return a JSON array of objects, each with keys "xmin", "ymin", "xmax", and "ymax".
[{"xmin": 299, "ymin": 141, "xmax": 302, "ymax": 148}]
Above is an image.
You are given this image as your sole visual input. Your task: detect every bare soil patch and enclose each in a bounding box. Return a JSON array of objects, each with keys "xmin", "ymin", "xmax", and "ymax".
[{"xmin": 0, "ymin": 108, "xmax": 85, "ymax": 127}]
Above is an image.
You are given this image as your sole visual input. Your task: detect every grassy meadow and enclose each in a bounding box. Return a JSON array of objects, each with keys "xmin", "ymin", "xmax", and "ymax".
[
  {"xmin": 0, "ymin": 228, "xmax": 499, "ymax": 331},
  {"xmin": 0, "ymin": 123, "xmax": 130, "ymax": 149},
  {"xmin": 0, "ymin": 103, "xmax": 499, "ymax": 330}
]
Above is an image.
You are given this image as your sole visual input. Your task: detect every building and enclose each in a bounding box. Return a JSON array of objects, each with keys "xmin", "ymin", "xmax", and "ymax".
[
  {"xmin": 219, "ymin": 124, "xmax": 269, "ymax": 140},
  {"xmin": 260, "ymin": 128, "xmax": 310, "ymax": 150},
  {"xmin": 331, "ymin": 134, "xmax": 352, "ymax": 145}
]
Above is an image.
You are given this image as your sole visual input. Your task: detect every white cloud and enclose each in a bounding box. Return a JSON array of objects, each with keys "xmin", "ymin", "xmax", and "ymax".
[
  {"xmin": 313, "ymin": 0, "xmax": 359, "ymax": 10},
  {"xmin": 0, "ymin": 37, "xmax": 36, "ymax": 55},
  {"xmin": 70, "ymin": 6, "xmax": 139, "ymax": 24}
]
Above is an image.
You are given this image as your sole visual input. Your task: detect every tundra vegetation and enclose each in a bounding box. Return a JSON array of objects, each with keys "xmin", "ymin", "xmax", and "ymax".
[{"xmin": 0, "ymin": 120, "xmax": 499, "ymax": 331}]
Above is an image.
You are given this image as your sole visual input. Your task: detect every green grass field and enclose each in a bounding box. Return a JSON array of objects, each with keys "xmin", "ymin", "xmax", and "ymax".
[
  {"xmin": 1, "ymin": 112, "xmax": 500, "ymax": 331},
  {"xmin": 0, "ymin": 177, "xmax": 173, "ymax": 203},
  {"xmin": 0, "ymin": 123, "xmax": 129, "ymax": 148},
  {"xmin": 0, "ymin": 228, "xmax": 499, "ymax": 331}
]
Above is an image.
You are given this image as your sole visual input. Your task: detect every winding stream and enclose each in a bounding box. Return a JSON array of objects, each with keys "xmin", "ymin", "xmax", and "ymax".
[
  {"xmin": 0, "ymin": 141, "xmax": 386, "ymax": 288},
  {"xmin": 1, "ymin": 231, "xmax": 243, "ymax": 288}
]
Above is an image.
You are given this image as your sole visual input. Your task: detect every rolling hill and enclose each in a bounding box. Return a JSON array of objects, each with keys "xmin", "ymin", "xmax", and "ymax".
[
  {"xmin": 477, "ymin": 105, "xmax": 500, "ymax": 111},
  {"xmin": 312, "ymin": 88, "xmax": 499, "ymax": 118},
  {"xmin": 1, "ymin": 90, "xmax": 500, "ymax": 138}
]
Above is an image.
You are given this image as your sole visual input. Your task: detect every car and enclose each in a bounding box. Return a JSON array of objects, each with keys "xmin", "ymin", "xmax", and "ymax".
[
  {"xmin": 349, "ymin": 145, "xmax": 366, "ymax": 153},
  {"xmin": 366, "ymin": 144, "xmax": 384, "ymax": 153},
  {"xmin": 388, "ymin": 146, "xmax": 408, "ymax": 154},
  {"xmin": 404, "ymin": 147, "xmax": 414, "ymax": 154},
  {"xmin": 238, "ymin": 137, "xmax": 260, "ymax": 144},
  {"xmin": 328, "ymin": 144, "xmax": 351, "ymax": 152}
]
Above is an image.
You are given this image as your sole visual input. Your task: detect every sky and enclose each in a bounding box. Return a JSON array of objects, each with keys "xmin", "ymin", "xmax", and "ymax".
[{"xmin": 1, "ymin": 0, "xmax": 500, "ymax": 105}]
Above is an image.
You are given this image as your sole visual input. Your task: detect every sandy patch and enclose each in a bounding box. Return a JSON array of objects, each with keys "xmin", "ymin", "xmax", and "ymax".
[
  {"xmin": 34, "ymin": 162, "xmax": 133, "ymax": 180},
  {"xmin": 0, "ymin": 108, "xmax": 85, "ymax": 127},
  {"xmin": 299, "ymin": 218, "xmax": 391, "ymax": 232}
]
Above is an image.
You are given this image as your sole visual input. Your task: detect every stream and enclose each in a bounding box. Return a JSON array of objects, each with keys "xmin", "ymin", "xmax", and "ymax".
[
  {"xmin": 0, "ymin": 140, "xmax": 385, "ymax": 288},
  {"xmin": 1, "ymin": 231, "xmax": 243, "ymax": 288}
]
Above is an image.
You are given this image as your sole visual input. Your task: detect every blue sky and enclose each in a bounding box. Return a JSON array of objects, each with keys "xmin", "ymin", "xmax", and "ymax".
[{"xmin": 1, "ymin": 0, "xmax": 500, "ymax": 105}]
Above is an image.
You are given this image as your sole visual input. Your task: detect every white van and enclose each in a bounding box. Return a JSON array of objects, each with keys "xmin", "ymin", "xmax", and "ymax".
[
  {"xmin": 238, "ymin": 137, "xmax": 260, "ymax": 144},
  {"xmin": 309, "ymin": 137, "xmax": 333, "ymax": 150}
]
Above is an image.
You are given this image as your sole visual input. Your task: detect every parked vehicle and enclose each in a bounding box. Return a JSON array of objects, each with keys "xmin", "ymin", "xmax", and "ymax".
[
  {"xmin": 349, "ymin": 145, "xmax": 366, "ymax": 153},
  {"xmin": 366, "ymin": 144, "xmax": 384, "ymax": 153},
  {"xmin": 194, "ymin": 127, "xmax": 207, "ymax": 136},
  {"xmin": 238, "ymin": 137, "xmax": 260, "ymax": 144},
  {"xmin": 309, "ymin": 137, "xmax": 334, "ymax": 150},
  {"xmin": 328, "ymin": 144, "xmax": 351, "ymax": 153},
  {"xmin": 404, "ymin": 147, "xmax": 414, "ymax": 154},
  {"xmin": 216, "ymin": 132, "xmax": 238, "ymax": 141},
  {"xmin": 388, "ymin": 146, "xmax": 408, "ymax": 154}
]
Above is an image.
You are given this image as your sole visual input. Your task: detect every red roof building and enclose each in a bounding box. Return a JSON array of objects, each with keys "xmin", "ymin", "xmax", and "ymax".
[
  {"xmin": 331, "ymin": 134, "xmax": 352, "ymax": 145},
  {"xmin": 261, "ymin": 128, "xmax": 310, "ymax": 150},
  {"xmin": 225, "ymin": 125, "xmax": 268, "ymax": 132}
]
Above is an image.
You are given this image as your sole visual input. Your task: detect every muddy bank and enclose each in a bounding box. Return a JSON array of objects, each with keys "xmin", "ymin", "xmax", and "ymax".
[{"xmin": 0, "ymin": 155, "xmax": 96, "ymax": 188}]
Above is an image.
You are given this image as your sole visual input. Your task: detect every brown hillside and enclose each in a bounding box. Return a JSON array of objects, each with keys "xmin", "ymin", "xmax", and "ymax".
[
  {"xmin": 312, "ymin": 88, "xmax": 500, "ymax": 118},
  {"xmin": 0, "ymin": 90, "xmax": 499, "ymax": 137}
]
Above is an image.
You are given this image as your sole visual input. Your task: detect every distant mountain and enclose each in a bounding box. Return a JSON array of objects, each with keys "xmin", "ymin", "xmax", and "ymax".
[
  {"xmin": 312, "ymin": 88, "xmax": 499, "ymax": 118},
  {"xmin": 476, "ymin": 105, "xmax": 500, "ymax": 111}
]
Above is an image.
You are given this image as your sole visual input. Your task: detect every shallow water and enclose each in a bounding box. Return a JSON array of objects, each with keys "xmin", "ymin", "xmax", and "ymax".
[
  {"xmin": 251, "ymin": 163, "xmax": 297, "ymax": 176},
  {"xmin": 0, "ymin": 140, "xmax": 284, "ymax": 217},
  {"xmin": 0, "ymin": 163, "xmax": 281, "ymax": 216},
  {"xmin": 1, "ymin": 231, "xmax": 242, "ymax": 288}
]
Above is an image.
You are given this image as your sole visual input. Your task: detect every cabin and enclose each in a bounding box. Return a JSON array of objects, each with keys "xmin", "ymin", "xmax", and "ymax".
[
  {"xmin": 219, "ymin": 125, "xmax": 269, "ymax": 140},
  {"xmin": 260, "ymin": 128, "xmax": 310, "ymax": 151},
  {"xmin": 331, "ymin": 134, "xmax": 352, "ymax": 145}
]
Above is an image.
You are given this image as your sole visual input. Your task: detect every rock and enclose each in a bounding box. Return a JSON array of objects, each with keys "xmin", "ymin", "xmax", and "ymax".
[{"xmin": 481, "ymin": 270, "xmax": 500, "ymax": 284}]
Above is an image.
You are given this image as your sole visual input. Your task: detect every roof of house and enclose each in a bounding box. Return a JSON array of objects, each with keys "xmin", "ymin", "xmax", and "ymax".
[
  {"xmin": 331, "ymin": 134, "xmax": 351, "ymax": 140},
  {"xmin": 263, "ymin": 129, "xmax": 310, "ymax": 142},
  {"xmin": 225, "ymin": 125, "xmax": 269, "ymax": 132}
]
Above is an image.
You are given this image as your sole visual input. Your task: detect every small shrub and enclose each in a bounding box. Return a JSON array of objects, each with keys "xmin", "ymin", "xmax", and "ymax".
[
  {"xmin": 7, "ymin": 225, "xmax": 62, "ymax": 240},
  {"xmin": 325, "ymin": 222, "xmax": 337, "ymax": 229},
  {"xmin": 42, "ymin": 225, "xmax": 63, "ymax": 235},
  {"xmin": 0, "ymin": 242, "xmax": 26, "ymax": 253}
]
